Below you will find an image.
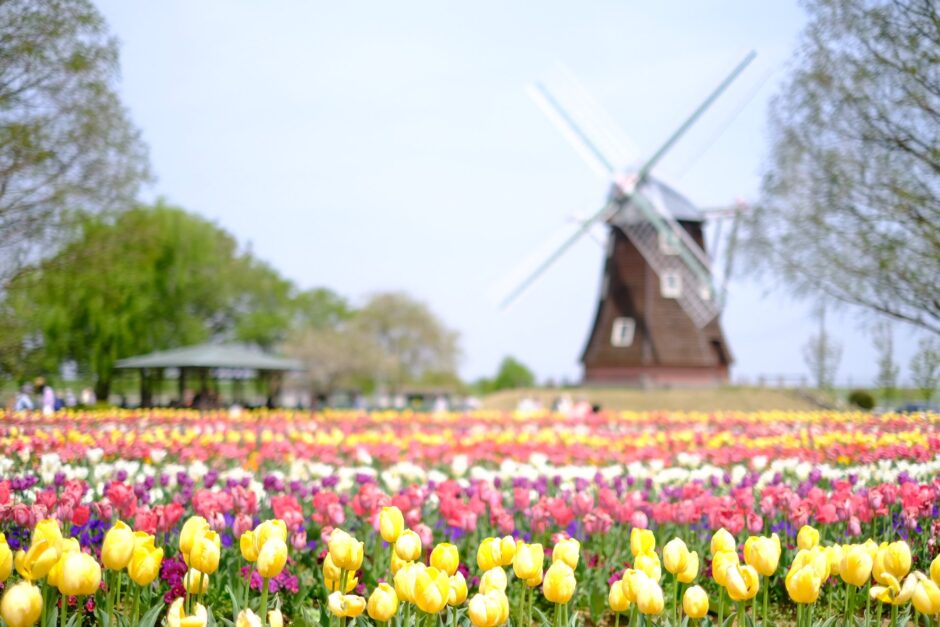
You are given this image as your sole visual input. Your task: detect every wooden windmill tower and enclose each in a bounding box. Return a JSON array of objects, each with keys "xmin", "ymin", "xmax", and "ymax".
[{"xmin": 502, "ymin": 53, "xmax": 755, "ymax": 387}]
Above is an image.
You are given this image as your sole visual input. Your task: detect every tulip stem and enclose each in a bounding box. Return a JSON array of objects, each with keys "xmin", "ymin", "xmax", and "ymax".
[
  {"xmin": 245, "ymin": 563, "xmax": 255, "ymax": 610},
  {"xmin": 260, "ymin": 577, "xmax": 270, "ymax": 627},
  {"xmin": 718, "ymin": 588, "xmax": 725, "ymax": 627},
  {"xmin": 114, "ymin": 570, "xmax": 123, "ymax": 621},
  {"xmin": 864, "ymin": 581, "xmax": 870, "ymax": 627},
  {"xmin": 738, "ymin": 601, "xmax": 745, "ymax": 627},
  {"xmin": 674, "ymin": 576, "xmax": 680, "ymax": 626},
  {"xmin": 450, "ymin": 604, "xmax": 456, "ymax": 627},
  {"xmin": 845, "ymin": 583, "xmax": 854, "ymax": 627},
  {"xmin": 554, "ymin": 602, "xmax": 561, "ymax": 627},
  {"xmin": 891, "ymin": 603, "xmax": 897, "ymax": 627},
  {"xmin": 132, "ymin": 584, "xmax": 141, "ymax": 626},
  {"xmin": 60, "ymin": 593, "xmax": 67, "ymax": 627}
]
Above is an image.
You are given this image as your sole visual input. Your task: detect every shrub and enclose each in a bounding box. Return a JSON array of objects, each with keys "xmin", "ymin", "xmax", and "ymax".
[{"xmin": 847, "ymin": 389, "xmax": 875, "ymax": 410}]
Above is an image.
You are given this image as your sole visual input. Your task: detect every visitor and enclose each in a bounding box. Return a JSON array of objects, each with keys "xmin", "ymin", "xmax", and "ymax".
[
  {"xmin": 14, "ymin": 386, "xmax": 33, "ymax": 411},
  {"xmin": 41, "ymin": 382, "xmax": 56, "ymax": 416}
]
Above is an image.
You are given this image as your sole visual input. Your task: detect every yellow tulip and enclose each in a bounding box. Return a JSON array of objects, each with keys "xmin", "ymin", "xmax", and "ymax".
[
  {"xmin": 787, "ymin": 565, "xmax": 822, "ymax": 604},
  {"xmin": 32, "ymin": 520, "xmax": 63, "ymax": 550},
  {"xmin": 449, "ymin": 572, "xmax": 468, "ymax": 606},
  {"xmin": 329, "ymin": 529, "xmax": 365, "ymax": 571},
  {"xmin": 552, "ymin": 538, "xmax": 580, "ymax": 569},
  {"xmin": 379, "ymin": 507, "xmax": 405, "ymax": 543},
  {"xmin": 621, "ymin": 569, "xmax": 648, "ymax": 603},
  {"xmin": 479, "ymin": 567, "xmax": 508, "ymax": 594},
  {"xmin": 0, "ymin": 533, "xmax": 11, "ymax": 582},
  {"xmin": 128, "ymin": 542, "xmax": 164, "ymax": 586},
  {"xmin": 184, "ymin": 568, "xmax": 210, "ymax": 594},
  {"xmin": 635, "ymin": 553, "xmax": 662, "ymax": 582},
  {"xmin": 179, "ymin": 516, "xmax": 210, "ymax": 556},
  {"xmin": 497, "ymin": 536, "xmax": 516, "ymax": 567},
  {"xmin": 477, "ymin": 538, "xmax": 501, "ymax": 571},
  {"xmin": 14, "ymin": 539, "xmax": 58, "ymax": 581},
  {"xmin": 609, "ymin": 580, "xmax": 631, "ymax": 613},
  {"xmin": 255, "ymin": 519, "xmax": 288, "ymax": 548},
  {"xmin": 683, "ymin": 585, "xmax": 709, "ymax": 619},
  {"xmin": 102, "ymin": 520, "xmax": 135, "ymax": 571},
  {"xmin": 45, "ymin": 540, "xmax": 79, "ymax": 592},
  {"xmin": 913, "ymin": 575, "xmax": 940, "ymax": 615},
  {"xmin": 513, "ymin": 542, "xmax": 544, "ymax": 581},
  {"xmin": 58, "ymin": 552, "xmax": 101, "ymax": 596},
  {"xmin": 430, "ymin": 543, "xmax": 460, "ymax": 576},
  {"xmin": 744, "ymin": 534, "xmax": 781, "ymax": 577},
  {"xmin": 797, "ymin": 526, "xmax": 820, "ymax": 551},
  {"xmin": 240, "ymin": 531, "xmax": 259, "ymax": 562},
  {"xmin": 870, "ymin": 573, "xmax": 917, "ymax": 606},
  {"xmin": 883, "ymin": 541, "xmax": 912, "ymax": 580},
  {"xmin": 631, "ymin": 528, "xmax": 656, "ymax": 557},
  {"xmin": 325, "ymin": 573, "xmax": 359, "ymax": 593},
  {"xmin": 268, "ymin": 609, "xmax": 283, "ymax": 627},
  {"xmin": 190, "ymin": 531, "xmax": 221, "ymax": 575},
  {"xmin": 677, "ymin": 550, "xmax": 699, "ymax": 584},
  {"xmin": 394, "ymin": 562, "xmax": 425, "ymax": 603},
  {"xmin": 0, "ymin": 581, "xmax": 42, "ymax": 627},
  {"xmin": 414, "ymin": 567, "xmax": 450, "ymax": 614},
  {"xmin": 235, "ymin": 609, "xmax": 262, "ymax": 627},
  {"xmin": 826, "ymin": 545, "xmax": 845, "ymax": 577},
  {"xmin": 367, "ymin": 583, "xmax": 400, "ymax": 621},
  {"xmin": 394, "ymin": 530, "xmax": 422, "ymax": 562},
  {"xmin": 663, "ymin": 538, "xmax": 689, "ymax": 575},
  {"xmin": 390, "ymin": 551, "xmax": 408, "ymax": 575},
  {"xmin": 792, "ymin": 547, "xmax": 830, "ymax": 582},
  {"xmin": 712, "ymin": 550, "xmax": 739, "ymax": 587},
  {"xmin": 636, "ymin": 575, "xmax": 665, "ymax": 615},
  {"xmin": 931, "ymin": 555, "xmax": 940, "ymax": 587},
  {"xmin": 711, "ymin": 528, "xmax": 736, "ymax": 556},
  {"xmin": 166, "ymin": 597, "xmax": 208, "ymax": 627},
  {"xmin": 725, "ymin": 564, "xmax": 760, "ymax": 602},
  {"xmin": 543, "ymin": 562, "xmax": 576, "ymax": 604},
  {"xmin": 257, "ymin": 538, "xmax": 288, "ymax": 579},
  {"xmin": 468, "ymin": 591, "xmax": 509, "ymax": 627},
  {"xmin": 328, "ymin": 592, "xmax": 366, "ymax": 618},
  {"xmin": 841, "ymin": 545, "xmax": 873, "ymax": 588},
  {"xmin": 526, "ymin": 570, "xmax": 543, "ymax": 587}
]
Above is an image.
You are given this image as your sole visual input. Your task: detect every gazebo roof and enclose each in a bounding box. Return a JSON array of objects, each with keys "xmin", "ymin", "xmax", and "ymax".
[{"xmin": 115, "ymin": 343, "xmax": 304, "ymax": 371}]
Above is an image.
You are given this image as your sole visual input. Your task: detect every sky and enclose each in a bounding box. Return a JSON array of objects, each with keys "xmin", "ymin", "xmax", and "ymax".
[{"xmin": 96, "ymin": 0, "xmax": 927, "ymax": 386}]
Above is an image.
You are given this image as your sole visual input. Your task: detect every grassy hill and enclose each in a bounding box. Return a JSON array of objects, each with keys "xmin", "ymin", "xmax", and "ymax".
[{"xmin": 481, "ymin": 386, "xmax": 822, "ymax": 412}]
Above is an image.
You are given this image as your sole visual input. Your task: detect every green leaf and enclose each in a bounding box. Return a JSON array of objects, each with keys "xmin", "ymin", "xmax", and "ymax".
[{"xmin": 138, "ymin": 603, "xmax": 164, "ymax": 627}]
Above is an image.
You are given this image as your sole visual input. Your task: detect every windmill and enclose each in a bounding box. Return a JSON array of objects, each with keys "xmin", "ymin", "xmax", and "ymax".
[{"xmin": 502, "ymin": 53, "xmax": 755, "ymax": 386}]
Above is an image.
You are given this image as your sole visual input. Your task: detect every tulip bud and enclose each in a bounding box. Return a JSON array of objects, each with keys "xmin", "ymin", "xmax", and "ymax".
[
  {"xmin": 268, "ymin": 609, "xmax": 283, "ymax": 627},
  {"xmin": 883, "ymin": 541, "xmax": 912, "ymax": 580},
  {"xmin": 325, "ymin": 573, "xmax": 359, "ymax": 593},
  {"xmin": 477, "ymin": 538, "xmax": 501, "ymax": 571},
  {"xmin": 32, "ymin": 520, "xmax": 63, "ymax": 549},
  {"xmin": 449, "ymin": 572, "xmax": 468, "ymax": 606},
  {"xmin": 631, "ymin": 528, "xmax": 655, "ymax": 558},
  {"xmin": 235, "ymin": 608, "xmax": 262, "ymax": 627},
  {"xmin": 797, "ymin": 525, "xmax": 820, "ymax": 551},
  {"xmin": 663, "ymin": 538, "xmax": 689, "ymax": 575},
  {"xmin": 430, "ymin": 543, "xmax": 460, "ymax": 576},
  {"xmin": 394, "ymin": 530, "xmax": 422, "ymax": 562},
  {"xmin": 102, "ymin": 520, "xmax": 135, "ymax": 571},
  {"xmin": 390, "ymin": 551, "xmax": 408, "ymax": 575},
  {"xmin": 468, "ymin": 591, "xmax": 508, "ymax": 627},
  {"xmin": 621, "ymin": 569, "xmax": 648, "ymax": 603},
  {"xmin": 711, "ymin": 528, "xmax": 736, "ymax": 556},
  {"xmin": 609, "ymin": 580, "xmax": 631, "ymax": 613},
  {"xmin": 725, "ymin": 564, "xmax": 760, "ymax": 602},
  {"xmin": 913, "ymin": 576, "xmax": 940, "ymax": 616},
  {"xmin": 786, "ymin": 564, "xmax": 822, "ymax": 604},
  {"xmin": 328, "ymin": 592, "xmax": 366, "ymax": 618},
  {"xmin": 0, "ymin": 581, "xmax": 43, "ymax": 627},
  {"xmin": 329, "ymin": 529, "xmax": 364, "ymax": 571},
  {"xmin": 179, "ymin": 516, "xmax": 210, "ymax": 557},
  {"xmin": 497, "ymin": 536, "xmax": 516, "ymax": 567},
  {"xmin": 678, "ymin": 550, "xmax": 699, "ymax": 584},
  {"xmin": 635, "ymin": 553, "xmax": 662, "ymax": 582},
  {"xmin": 368, "ymin": 582, "xmax": 400, "ymax": 621},
  {"xmin": 379, "ymin": 507, "xmax": 405, "ymax": 543},
  {"xmin": 128, "ymin": 543, "xmax": 164, "ymax": 586},
  {"xmin": 58, "ymin": 552, "xmax": 101, "ymax": 596},
  {"xmin": 255, "ymin": 519, "xmax": 288, "ymax": 548},
  {"xmin": 414, "ymin": 566, "xmax": 450, "ymax": 614},
  {"xmin": 0, "ymin": 533, "xmax": 11, "ymax": 582},
  {"xmin": 636, "ymin": 576, "xmax": 665, "ymax": 615},
  {"xmin": 14, "ymin": 539, "xmax": 58, "ymax": 581},
  {"xmin": 240, "ymin": 531, "xmax": 259, "ymax": 562},
  {"xmin": 190, "ymin": 531, "xmax": 221, "ymax": 575},
  {"xmin": 683, "ymin": 585, "xmax": 709, "ymax": 619},
  {"xmin": 744, "ymin": 534, "xmax": 781, "ymax": 577},
  {"xmin": 513, "ymin": 543, "xmax": 544, "ymax": 581},
  {"xmin": 552, "ymin": 538, "xmax": 580, "ymax": 569},
  {"xmin": 323, "ymin": 553, "xmax": 342, "ymax": 581},
  {"xmin": 932, "ymin": 554, "xmax": 940, "ymax": 587},
  {"xmin": 257, "ymin": 538, "xmax": 288, "ymax": 579},
  {"xmin": 712, "ymin": 550, "xmax": 739, "ymax": 587},
  {"xmin": 543, "ymin": 562, "xmax": 576, "ymax": 604},
  {"xmin": 394, "ymin": 562, "xmax": 424, "ymax": 603},
  {"xmin": 184, "ymin": 568, "xmax": 210, "ymax": 595},
  {"xmin": 480, "ymin": 567, "xmax": 508, "ymax": 594},
  {"xmin": 166, "ymin": 597, "xmax": 208, "ymax": 627},
  {"xmin": 841, "ymin": 545, "xmax": 873, "ymax": 588}
]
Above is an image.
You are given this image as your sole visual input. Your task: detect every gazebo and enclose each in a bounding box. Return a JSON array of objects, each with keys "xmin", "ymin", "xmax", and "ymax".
[{"xmin": 115, "ymin": 343, "xmax": 304, "ymax": 408}]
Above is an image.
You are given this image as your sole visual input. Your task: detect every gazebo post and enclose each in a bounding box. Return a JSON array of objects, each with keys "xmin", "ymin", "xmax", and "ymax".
[{"xmin": 178, "ymin": 367, "xmax": 187, "ymax": 406}]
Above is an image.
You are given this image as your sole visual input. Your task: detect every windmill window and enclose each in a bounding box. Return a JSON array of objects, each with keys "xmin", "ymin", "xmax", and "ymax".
[
  {"xmin": 699, "ymin": 283, "xmax": 712, "ymax": 301},
  {"xmin": 661, "ymin": 271, "xmax": 682, "ymax": 298},
  {"xmin": 610, "ymin": 317, "xmax": 635, "ymax": 347},
  {"xmin": 658, "ymin": 232, "xmax": 679, "ymax": 255}
]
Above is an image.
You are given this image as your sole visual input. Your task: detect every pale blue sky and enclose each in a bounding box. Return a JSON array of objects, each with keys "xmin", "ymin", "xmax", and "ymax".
[{"xmin": 97, "ymin": 1, "xmax": 925, "ymax": 386}]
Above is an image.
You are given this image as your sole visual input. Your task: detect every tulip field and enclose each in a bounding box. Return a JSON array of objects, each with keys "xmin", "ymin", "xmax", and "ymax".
[{"xmin": 0, "ymin": 409, "xmax": 939, "ymax": 626}]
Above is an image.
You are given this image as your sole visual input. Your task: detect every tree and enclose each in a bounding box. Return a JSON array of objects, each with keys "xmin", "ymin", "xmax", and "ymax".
[
  {"xmin": 285, "ymin": 325, "xmax": 387, "ymax": 399},
  {"xmin": 492, "ymin": 356, "xmax": 536, "ymax": 391},
  {"xmin": 910, "ymin": 337, "xmax": 940, "ymax": 401},
  {"xmin": 0, "ymin": 0, "xmax": 149, "ymax": 285},
  {"xmin": 743, "ymin": 0, "xmax": 940, "ymax": 335},
  {"xmin": 353, "ymin": 292, "xmax": 460, "ymax": 391},
  {"xmin": 3, "ymin": 203, "xmax": 294, "ymax": 397},
  {"xmin": 803, "ymin": 305, "xmax": 842, "ymax": 389},
  {"xmin": 872, "ymin": 321, "xmax": 899, "ymax": 400}
]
